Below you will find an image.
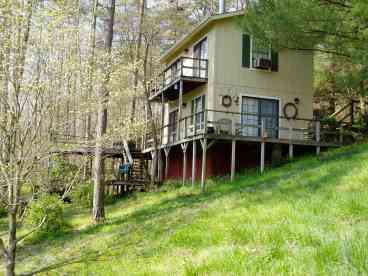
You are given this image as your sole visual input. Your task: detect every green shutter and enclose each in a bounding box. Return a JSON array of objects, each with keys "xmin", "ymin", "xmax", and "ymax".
[
  {"xmin": 242, "ymin": 34, "xmax": 251, "ymax": 68},
  {"xmin": 271, "ymin": 50, "xmax": 278, "ymax": 71}
]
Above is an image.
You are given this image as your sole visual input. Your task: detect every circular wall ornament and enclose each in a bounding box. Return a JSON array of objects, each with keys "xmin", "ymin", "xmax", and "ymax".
[
  {"xmin": 222, "ymin": 95, "xmax": 232, "ymax": 108},
  {"xmin": 283, "ymin": 102, "xmax": 298, "ymax": 119}
]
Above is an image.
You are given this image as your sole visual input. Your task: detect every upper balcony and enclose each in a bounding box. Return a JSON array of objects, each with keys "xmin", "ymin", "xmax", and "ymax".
[{"xmin": 148, "ymin": 57, "xmax": 208, "ymax": 102}]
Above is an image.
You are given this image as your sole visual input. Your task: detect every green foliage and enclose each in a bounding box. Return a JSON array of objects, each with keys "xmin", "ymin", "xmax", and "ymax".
[
  {"xmin": 25, "ymin": 194, "xmax": 67, "ymax": 236},
  {"xmin": 241, "ymin": 0, "xmax": 368, "ymax": 97},
  {"xmin": 71, "ymin": 180, "xmax": 121, "ymax": 207},
  {"xmin": 50, "ymin": 156, "xmax": 79, "ymax": 191},
  {"xmin": 320, "ymin": 116, "xmax": 338, "ymax": 126},
  {"xmin": 0, "ymin": 203, "xmax": 7, "ymax": 218},
  {"xmin": 71, "ymin": 181, "xmax": 93, "ymax": 208}
]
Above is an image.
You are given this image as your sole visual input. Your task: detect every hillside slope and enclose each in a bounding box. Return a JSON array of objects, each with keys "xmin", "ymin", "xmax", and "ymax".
[{"xmin": 18, "ymin": 143, "xmax": 368, "ymax": 275}]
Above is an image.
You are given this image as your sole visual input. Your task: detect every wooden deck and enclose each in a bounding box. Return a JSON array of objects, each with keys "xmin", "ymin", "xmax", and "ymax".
[
  {"xmin": 143, "ymin": 109, "xmax": 347, "ymax": 152},
  {"xmin": 148, "ymin": 57, "xmax": 208, "ymax": 102},
  {"xmin": 143, "ymin": 109, "xmax": 351, "ymax": 190}
]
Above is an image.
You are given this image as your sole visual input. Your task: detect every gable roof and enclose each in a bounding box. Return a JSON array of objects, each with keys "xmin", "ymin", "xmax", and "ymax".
[{"xmin": 160, "ymin": 10, "xmax": 244, "ymax": 63}]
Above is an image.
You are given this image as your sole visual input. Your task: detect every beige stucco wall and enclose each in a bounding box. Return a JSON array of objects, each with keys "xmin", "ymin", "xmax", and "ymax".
[
  {"xmin": 162, "ymin": 26, "xmax": 215, "ymax": 143},
  {"xmin": 163, "ymin": 16, "xmax": 314, "ymax": 141},
  {"xmin": 209, "ymin": 18, "xmax": 314, "ymax": 139}
]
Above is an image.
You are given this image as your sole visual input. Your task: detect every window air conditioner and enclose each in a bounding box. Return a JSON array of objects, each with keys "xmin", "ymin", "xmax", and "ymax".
[{"xmin": 254, "ymin": 57, "xmax": 272, "ymax": 70}]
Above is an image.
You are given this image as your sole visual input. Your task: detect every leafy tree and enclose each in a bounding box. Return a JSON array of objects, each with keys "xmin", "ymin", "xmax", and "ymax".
[{"xmin": 241, "ymin": 0, "xmax": 368, "ymax": 97}]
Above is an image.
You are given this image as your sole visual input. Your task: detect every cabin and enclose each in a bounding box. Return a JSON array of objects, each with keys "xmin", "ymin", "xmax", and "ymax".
[{"xmin": 143, "ymin": 5, "xmax": 345, "ymax": 188}]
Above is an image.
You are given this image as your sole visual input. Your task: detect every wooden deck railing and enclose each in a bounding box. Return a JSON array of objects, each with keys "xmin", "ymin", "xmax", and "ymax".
[
  {"xmin": 143, "ymin": 109, "xmax": 350, "ymax": 150},
  {"xmin": 148, "ymin": 57, "xmax": 208, "ymax": 98}
]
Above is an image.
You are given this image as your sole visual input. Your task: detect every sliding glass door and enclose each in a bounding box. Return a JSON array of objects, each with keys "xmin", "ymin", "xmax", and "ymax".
[{"xmin": 241, "ymin": 96, "xmax": 279, "ymax": 138}]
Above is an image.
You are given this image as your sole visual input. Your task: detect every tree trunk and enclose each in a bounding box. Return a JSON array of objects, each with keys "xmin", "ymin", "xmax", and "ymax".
[
  {"xmin": 1, "ymin": 1, "xmax": 33, "ymax": 274},
  {"xmin": 129, "ymin": 0, "xmax": 146, "ymax": 122},
  {"xmin": 142, "ymin": 37, "xmax": 158, "ymax": 185},
  {"xmin": 92, "ymin": 0, "xmax": 116, "ymax": 223},
  {"xmin": 84, "ymin": 0, "xmax": 98, "ymax": 181},
  {"xmin": 5, "ymin": 211, "xmax": 17, "ymax": 276}
]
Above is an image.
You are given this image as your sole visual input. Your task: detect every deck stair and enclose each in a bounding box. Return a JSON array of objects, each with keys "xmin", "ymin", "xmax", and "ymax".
[
  {"xmin": 328, "ymin": 100, "xmax": 361, "ymax": 127},
  {"xmin": 107, "ymin": 140, "xmax": 152, "ymax": 196}
]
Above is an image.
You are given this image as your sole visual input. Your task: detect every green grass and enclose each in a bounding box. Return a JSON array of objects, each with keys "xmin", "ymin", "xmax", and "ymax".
[{"xmin": 9, "ymin": 143, "xmax": 368, "ymax": 275}]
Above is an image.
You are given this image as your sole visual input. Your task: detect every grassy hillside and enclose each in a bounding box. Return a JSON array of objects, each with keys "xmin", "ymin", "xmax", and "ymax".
[{"xmin": 12, "ymin": 143, "xmax": 368, "ymax": 275}]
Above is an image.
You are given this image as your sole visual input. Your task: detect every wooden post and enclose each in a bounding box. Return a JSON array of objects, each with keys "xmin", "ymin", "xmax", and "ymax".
[
  {"xmin": 316, "ymin": 120, "xmax": 321, "ymax": 155},
  {"xmin": 161, "ymin": 92, "xmax": 164, "ymax": 143},
  {"xmin": 150, "ymin": 151, "xmax": 156, "ymax": 181},
  {"xmin": 339, "ymin": 126, "xmax": 344, "ymax": 145},
  {"xmin": 178, "ymin": 80, "xmax": 183, "ymax": 140},
  {"xmin": 158, "ymin": 150, "xmax": 162, "ymax": 181},
  {"xmin": 288, "ymin": 121, "xmax": 293, "ymax": 160},
  {"xmin": 231, "ymin": 140, "xmax": 236, "ymax": 182},
  {"xmin": 164, "ymin": 147, "xmax": 170, "ymax": 179},
  {"xmin": 181, "ymin": 143, "xmax": 188, "ymax": 186},
  {"xmin": 200, "ymin": 138, "xmax": 207, "ymax": 192},
  {"xmin": 260, "ymin": 119, "xmax": 265, "ymax": 173},
  {"xmin": 192, "ymin": 140, "xmax": 197, "ymax": 187},
  {"xmin": 289, "ymin": 144, "xmax": 293, "ymax": 160}
]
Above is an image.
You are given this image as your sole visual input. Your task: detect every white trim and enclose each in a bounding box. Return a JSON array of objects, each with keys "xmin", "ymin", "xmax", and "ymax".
[{"xmin": 239, "ymin": 93, "xmax": 281, "ymax": 138}]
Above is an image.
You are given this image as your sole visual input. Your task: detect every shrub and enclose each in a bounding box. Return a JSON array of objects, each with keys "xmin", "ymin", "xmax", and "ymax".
[
  {"xmin": 25, "ymin": 194, "xmax": 67, "ymax": 235},
  {"xmin": 49, "ymin": 156, "xmax": 79, "ymax": 194},
  {"xmin": 71, "ymin": 181, "xmax": 93, "ymax": 208},
  {"xmin": 0, "ymin": 202, "xmax": 7, "ymax": 218}
]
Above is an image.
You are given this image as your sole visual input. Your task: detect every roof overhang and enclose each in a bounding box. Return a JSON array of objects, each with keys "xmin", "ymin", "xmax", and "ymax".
[{"xmin": 159, "ymin": 10, "xmax": 244, "ymax": 64}]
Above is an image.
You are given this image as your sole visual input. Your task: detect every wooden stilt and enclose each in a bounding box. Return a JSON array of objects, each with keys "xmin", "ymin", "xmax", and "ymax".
[
  {"xmin": 289, "ymin": 144, "xmax": 293, "ymax": 160},
  {"xmin": 200, "ymin": 138, "xmax": 207, "ymax": 192},
  {"xmin": 150, "ymin": 151, "xmax": 156, "ymax": 181},
  {"xmin": 181, "ymin": 143, "xmax": 188, "ymax": 186},
  {"xmin": 231, "ymin": 140, "xmax": 236, "ymax": 182},
  {"xmin": 192, "ymin": 140, "xmax": 197, "ymax": 187},
  {"xmin": 260, "ymin": 119, "xmax": 265, "ymax": 173},
  {"xmin": 260, "ymin": 142, "xmax": 265, "ymax": 173},
  {"xmin": 158, "ymin": 150, "xmax": 162, "ymax": 181},
  {"xmin": 316, "ymin": 121, "xmax": 321, "ymax": 155},
  {"xmin": 164, "ymin": 147, "xmax": 171, "ymax": 179},
  {"xmin": 339, "ymin": 126, "xmax": 344, "ymax": 145},
  {"xmin": 288, "ymin": 120, "xmax": 293, "ymax": 160}
]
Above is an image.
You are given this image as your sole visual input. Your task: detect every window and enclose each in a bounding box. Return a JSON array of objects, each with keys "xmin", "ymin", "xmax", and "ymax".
[
  {"xmin": 251, "ymin": 37, "xmax": 271, "ymax": 69},
  {"xmin": 242, "ymin": 34, "xmax": 278, "ymax": 71},
  {"xmin": 193, "ymin": 38, "xmax": 208, "ymax": 60},
  {"xmin": 193, "ymin": 38, "xmax": 208, "ymax": 78},
  {"xmin": 169, "ymin": 110, "xmax": 178, "ymax": 142},
  {"xmin": 191, "ymin": 95, "xmax": 205, "ymax": 130}
]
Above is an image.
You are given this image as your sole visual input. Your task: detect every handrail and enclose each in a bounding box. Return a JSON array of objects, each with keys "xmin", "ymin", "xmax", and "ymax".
[
  {"xmin": 206, "ymin": 109, "xmax": 319, "ymax": 122},
  {"xmin": 143, "ymin": 109, "xmax": 347, "ymax": 150},
  {"xmin": 328, "ymin": 102, "xmax": 352, "ymax": 120},
  {"xmin": 148, "ymin": 57, "xmax": 209, "ymax": 98},
  {"xmin": 123, "ymin": 139, "xmax": 133, "ymax": 164}
]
